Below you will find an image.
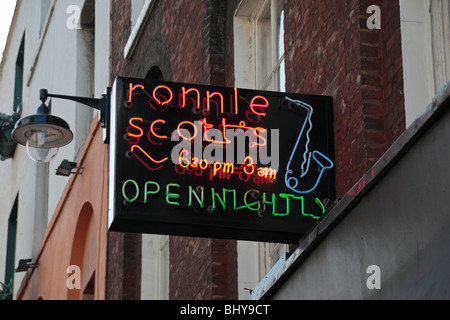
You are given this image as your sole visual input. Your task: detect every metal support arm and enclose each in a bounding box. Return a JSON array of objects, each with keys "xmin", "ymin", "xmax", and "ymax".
[
  {"xmin": 39, "ymin": 88, "xmax": 111, "ymax": 144},
  {"xmin": 39, "ymin": 89, "xmax": 101, "ymax": 110}
]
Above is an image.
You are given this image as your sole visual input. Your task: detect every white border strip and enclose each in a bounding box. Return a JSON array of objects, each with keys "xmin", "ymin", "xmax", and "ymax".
[
  {"xmin": 124, "ymin": 0, "xmax": 155, "ymax": 60},
  {"xmin": 108, "ymin": 79, "xmax": 118, "ymax": 229}
]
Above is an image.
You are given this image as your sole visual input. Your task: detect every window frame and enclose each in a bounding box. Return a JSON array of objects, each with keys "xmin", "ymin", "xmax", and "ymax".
[
  {"xmin": 234, "ymin": 0, "xmax": 285, "ymax": 91},
  {"xmin": 234, "ymin": 0, "xmax": 288, "ymax": 299}
]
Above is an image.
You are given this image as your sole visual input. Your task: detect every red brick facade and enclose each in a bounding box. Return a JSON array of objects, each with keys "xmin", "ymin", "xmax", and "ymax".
[
  {"xmin": 107, "ymin": 232, "xmax": 142, "ymax": 300},
  {"xmin": 109, "ymin": 0, "xmax": 238, "ymax": 300},
  {"xmin": 108, "ymin": 0, "xmax": 405, "ymax": 299},
  {"xmin": 284, "ymin": 0, "xmax": 405, "ymax": 197}
]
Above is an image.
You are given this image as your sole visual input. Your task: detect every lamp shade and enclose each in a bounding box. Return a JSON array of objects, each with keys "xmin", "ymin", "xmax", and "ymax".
[
  {"xmin": 12, "ymin": 107, "xmax": 73, "ymax": 149},
  {"xmin": 12, "ymin": 103, "xmax": 73, "ymax": 163}
]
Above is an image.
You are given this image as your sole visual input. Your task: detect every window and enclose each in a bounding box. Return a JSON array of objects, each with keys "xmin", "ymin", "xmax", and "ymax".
[
  {"xmin": 13, "ymin": 35, "xmax": 25, "ymax": 114},
  {"xmin": 141, "ymin": 235, "xmax": 169, "ymax": 300},
  {"xmin": 140, "ymin": 65, "xmax": 169, "ymax": 300},
  {"xmin": 234, "ymin": 0, "xmax": 288, "ymax": 298},
  {"xmin": 400, "ymin": 0, "xmax": 450, "ymax": 126},
  {"xmin": 4, "ymin": 196, "xmax": 18, "ymax": 288},
  {"xmin": 158, "ymin": 235, "xmax": 169, "ymax": 300},
  {"xmin": 430, "ymin": 0, "xmax": 450, "ymax": 93},
  {"xmin": 234, "ymin": 0, "xmax": 285, "ymax": 91}
]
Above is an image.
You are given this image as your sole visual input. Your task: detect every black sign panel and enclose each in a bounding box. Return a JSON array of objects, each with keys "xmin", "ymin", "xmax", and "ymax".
[{"xmin": 108, "ymin": 77, "xmax": 335, "ymax": 243}]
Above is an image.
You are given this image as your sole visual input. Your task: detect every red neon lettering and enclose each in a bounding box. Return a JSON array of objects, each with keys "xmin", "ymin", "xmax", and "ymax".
[
  {"xmin": 223, "ymin": 163, "xmax": 234, "ymax": 174},
  {"xmin": 192, "ymin": 158, "xmax": 199, "ymax": 168},
  {"xmin": 257, "ymin": 167, "xmax": 277, "ymax": 180},
  {"xmin": 175, "ymin": 164, "xmax": 185, "ymax": 175},
  {"xmin": 201, "ymin": 118, "xmax": 213, "ymax": 131},
  {"xmin": 177, "ymin": 121, "xmax": 198, "ymax": 141},
  {"xmin": 201, "ymin": 118, "xmax": 268, "ymax": 148},
  {"xmin": 177, "ymin": 150, "xmax": 210, "ymax": 173},
  {"xmin": 210, "ymin": 162, "xmax": 234, "ymax": 179},
  {"xmin": 210, "ymin": 168, "xmax": 233, "ymax": 181},
  {"xmin": 250, "ymin": 96, "xmax": 269, "ymax": 117},
  {"xmin": 206, "ymin": 91, "xmax": 224, "ymax": 115},
  {"xmin": 150, "ymin": 119, "xmax": 167, "ymax": 140},
  {"xmin": 153, "ymin": 85, "xmax": 173, "ymax": 106},
  {"xmin": 213, "ymin": 163, "xmax": 222, "ymax": 176},
  {"xmin": 178, "ymin": 150, "xmax": 190, "ymax": 168},
  {"xmin": 128, "ymin": 84, "xmax": 145, "ymax": 103},
  {"xmin": 181, "ymin": 87, "xmax": 201, "ymax": 110},
  {"xmin": 233, "ymin": 88, "xmax": 239, "ymax": 115},
  {"xmin": 128, "ymin": 117, "xmax": 144, "ymax": 138},
  {"xmin": 199, "ymin": 159, "xmax": 208, "ymax": 170},
  {"xmin": 174, "ymin": 155, "xmax": 276, "ymax": 184},
  {"xmin": 202, "ymin": 118, "xmax": 228, "ymax": 145},
  {"xmin": 250, "ymin": 127, "xmax": 267, "ymax": 149},
  {"xmin": 243, "ymin": 156, "xmax": 256, "ymax": 175},
  {"xmin": 221, "ymin": 119, "xmax": 267, "ymax": 148}
]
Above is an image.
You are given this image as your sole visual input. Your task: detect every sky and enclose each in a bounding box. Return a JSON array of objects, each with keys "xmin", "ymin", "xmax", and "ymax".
[{"xmin": 0, "ymin": 1, "xmax": 18, "ymax": 59}]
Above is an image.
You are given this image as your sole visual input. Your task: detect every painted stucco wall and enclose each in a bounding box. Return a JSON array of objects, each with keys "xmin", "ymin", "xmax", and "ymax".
[{"xmin": 0, "ymin": 0, "xmax": 110, "ymax": 298}]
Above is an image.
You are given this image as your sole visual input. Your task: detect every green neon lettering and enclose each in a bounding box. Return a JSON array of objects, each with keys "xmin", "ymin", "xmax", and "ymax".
[
  {"xmin": 263, "ymin": 192, "xmax": 273, "ymax": 206},
  {"xmin": 188, "ymin": 186, "xmax": 205, "ymax": 208},
  {"xmin": 263, "ymin": 193, "xmax": 289, "ymax": 216},
  {"xmin": 224, "ymin": 189, "xmax": 237, "ymax": 210},
  {"xmin": 122, "ymin": 179, "xmax": 139, "ymax": 204},
  {"xmin": 166, "ymin": 184, "xmax": 181, "ymax": 206},
  {"xmin": 299, "ymin": 196, "xmax": 320, "ymax": 220},
  {"xmin": 122, "ymin": 180, "xmax": 326, "ymax": 219},
  {"xmin": 236, "ymin": 190, "xmax": 260, "ymax": 211},
  {"xmin": 144, "ymin": 181, "xmax": 160, "ymax": 203},
  {"xmin": 277, "ymin": 193, "xmax": 302, "ymax": 217},
  {"xmin": 262, "ymin": 193, "xmax": 274, "ymax": 215},
  {"xmin": 276, "ymin": 194, "xmax": 291, "ymax": 216},
  {"xmin": 315, "ymin": 198, "xmax": 326, "ymax": 215},
  {"xmin": 211, "ymin": 188, "xmax": 226, "ymax": 211}
]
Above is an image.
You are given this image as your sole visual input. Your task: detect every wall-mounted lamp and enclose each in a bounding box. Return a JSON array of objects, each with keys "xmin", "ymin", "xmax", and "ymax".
[
  {"xmin": 15, "ymin": 259, "xmax": 37, "ymax": 273},
  {"xmin": 55, "ymin": 159, "xmax": 82, "ymax": 176},
  {"xmin": 12, "ymin": 88, "xmax": 110, "ymax": 163}
]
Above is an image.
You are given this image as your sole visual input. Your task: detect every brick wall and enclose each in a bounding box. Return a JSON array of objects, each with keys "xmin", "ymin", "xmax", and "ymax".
[
  {"xmin": 108, "ymin": 0, "xmax": 405, "ymax": 300},
  {"xmin": 168, "ymin": 237, "xmax": 237, "ymax": 300},
  {"xmin": 109, "ymin": 0, "xmax": 238, "ymax": 300},
  {"xmin": 283, "ymin": 0, "xmax": 405, "ymax": 197},
  {"xmin": 106, "ymin": 232, "xmax": 142, "ymax": 300},
  {"xmin": 359, "ymin": 0, "xmax": 405, "ymax": 166},
  {"xmin": 377, "ymin": 0, "xmax": 405, "ymax": 147}
]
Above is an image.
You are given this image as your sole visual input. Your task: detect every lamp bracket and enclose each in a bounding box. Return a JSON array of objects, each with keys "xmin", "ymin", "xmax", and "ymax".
[
  {"xmin": 15, "ymin": 259, "xmax": 38, "ymax": 273},
  {"xmin": 39, "ymin": 88, "xmax": 111, "ymax": 144},
  {"xmin": 40, "ymin": 89, "xmax": 101, "ymax": 110}
]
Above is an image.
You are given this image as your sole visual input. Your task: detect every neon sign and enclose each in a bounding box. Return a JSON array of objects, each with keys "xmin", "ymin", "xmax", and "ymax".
[
  {"xmin": 108, "ymin": 77, "xmax": 335, "ymax": 243},
  {"xmin": 121, "ymin": 179, "xmax": 326, "ymax": 219}
]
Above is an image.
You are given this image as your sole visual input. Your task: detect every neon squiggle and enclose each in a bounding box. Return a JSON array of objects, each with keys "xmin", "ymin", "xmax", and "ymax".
[{"xmin": 131, "ymin": 145, "xmax": 168, "ymax": 171}]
